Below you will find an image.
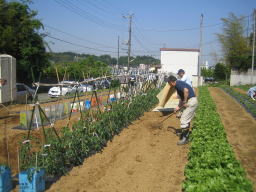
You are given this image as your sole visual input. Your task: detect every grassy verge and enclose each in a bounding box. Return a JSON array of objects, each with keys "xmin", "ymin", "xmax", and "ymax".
[{"xmin": 183, "ymin": 86, "xmax": 253, "ymax": 192}]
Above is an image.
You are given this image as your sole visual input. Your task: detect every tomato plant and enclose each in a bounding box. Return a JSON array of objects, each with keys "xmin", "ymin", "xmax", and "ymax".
[{"xmin": 19, "ymin": 88, "xmax": 159, "ymax": 176}]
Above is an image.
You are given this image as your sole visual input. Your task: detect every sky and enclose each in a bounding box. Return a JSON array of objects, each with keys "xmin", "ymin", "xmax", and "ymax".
[{"xmin": 30, "ymin": 0, "xmax": 256, "ymax": 65}]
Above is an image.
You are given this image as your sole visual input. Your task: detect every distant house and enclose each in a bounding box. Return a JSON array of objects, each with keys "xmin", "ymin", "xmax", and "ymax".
[{"xmin": 159, "ymin": 48, "xmax": 201, "ymax": 86}]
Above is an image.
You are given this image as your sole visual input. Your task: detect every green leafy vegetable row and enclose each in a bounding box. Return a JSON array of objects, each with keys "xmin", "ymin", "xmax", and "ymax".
[
  {"xmin": 222, "ymin": 86, "xmax": 256, "ymax": 118},
  {"xmin": 183, "ymin": 87, "xmax": 253, "ymax": 192},
  {"xmin": 20, "ymin": 89, "xmax": 159, "ymax": 175}
]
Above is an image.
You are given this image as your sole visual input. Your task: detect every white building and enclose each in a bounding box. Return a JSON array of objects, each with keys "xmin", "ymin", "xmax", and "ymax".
[
  {"xmin": 139, "ymin": 63, "xmax": 146, "ymax": 70},
  {"xmin": 159, "ymin": 48, "xmax": 201, "ymax": 86}
]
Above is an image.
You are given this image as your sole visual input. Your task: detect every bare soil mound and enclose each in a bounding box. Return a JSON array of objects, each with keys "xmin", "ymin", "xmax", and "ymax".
[{"xmin": 47, "ymin": 111, "xmax": 188, "ymax": 192}]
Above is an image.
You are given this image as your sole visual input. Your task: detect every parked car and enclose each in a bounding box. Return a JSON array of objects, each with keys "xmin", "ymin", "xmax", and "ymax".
[
  {"xmin": 204, "ymin": 77, "xmax": 215, "ymax": 83},
  {"xmin": 78, "ymin": 84, "xmax": 94, "ymax": 92},
  {"xmin": 16, "ymin": 83, "xmax": 36, "ymax": 103},
  {"xmin": 48, "ymin": 82, "xmax": 77, "ymax": 97},
  {"xmin": 96, "ymin": 79, "xmax": 110, "ymax": 89}
]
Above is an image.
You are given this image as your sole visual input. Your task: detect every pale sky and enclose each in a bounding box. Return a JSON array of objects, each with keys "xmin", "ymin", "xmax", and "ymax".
[{"xmin": 30, "ymin": 0, "xmax": 256, "ymax": 65}]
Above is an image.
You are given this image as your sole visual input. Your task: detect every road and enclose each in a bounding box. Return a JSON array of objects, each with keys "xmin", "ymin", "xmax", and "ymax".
[{"xmin": 38, "ymin": 93, "xmax": 50, "ymax": 102}]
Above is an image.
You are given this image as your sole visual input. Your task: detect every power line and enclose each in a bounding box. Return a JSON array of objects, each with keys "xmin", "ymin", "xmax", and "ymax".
[
  {"xmin": 53, "ymin": 0, "xmax": 125, "ymax": 31},
  {"xmin": 133, "ymin": 34, "xmax": 158, "ymax": 57},
  {"xmin": 95, "ymin": 0, "xmax": 129, "ymax": 15},
  {"xmin": 133, "ymin": 20, "xmax": 163, "ymax": 47},
  {"xmin": 134, "ymin": 14, "xmax": 251, "ymax": 32},
  {"xmin": 45, "ymin": 34, "xmax": 127, "ymax": 54},
  {"xmin": 45, "ymin": 25, "xmax": 117, "ymax": 49},
  {"xmin": 73, "ymin": 0, "xmax": 119, "ymax": 19}
]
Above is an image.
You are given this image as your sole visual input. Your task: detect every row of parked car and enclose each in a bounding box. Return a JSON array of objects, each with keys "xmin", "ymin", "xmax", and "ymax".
[{"xmin": 48, "ymin": 80, "xmax": 111, "ymax": 97}]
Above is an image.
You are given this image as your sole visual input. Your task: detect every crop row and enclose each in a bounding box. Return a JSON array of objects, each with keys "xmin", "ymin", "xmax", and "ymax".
[
  {"xmin": 221, "ymin": 86, "xmax": 256, "ymax": 118},
  {"xmin": 183, "ymin": 87, "xmax": 253, "ymax": 192},
  {"xmin": 234, "ymin": 84, "xmax": 254, "ymax": 92},
  {"xmin": 19, "ymin": 88, "xmax": 159, "ymax": 175}
]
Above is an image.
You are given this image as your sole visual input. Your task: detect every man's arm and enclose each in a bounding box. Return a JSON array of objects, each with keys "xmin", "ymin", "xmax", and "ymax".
[
  {"xmin": 183, "ymin": 88, "xmax": 189, "ymax": 103},
  {"xmin": 175, "ymin": 88, "xmax": 189, "ymax": 112}
]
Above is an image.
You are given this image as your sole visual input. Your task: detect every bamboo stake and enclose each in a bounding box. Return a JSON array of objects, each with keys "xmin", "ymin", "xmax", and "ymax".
[{"xmin": 55, "ymin": 67, "xmax": 60, "ymax": 84}]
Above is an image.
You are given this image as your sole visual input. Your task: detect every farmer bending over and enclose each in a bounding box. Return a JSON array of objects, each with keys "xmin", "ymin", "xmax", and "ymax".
[
  {"xmin": 167, "ymin": 75, "xmax": 198, "ymax": 145},
  {"xmin": 247, "ymin": 86, "xmax": 256, "ymax": 100}
]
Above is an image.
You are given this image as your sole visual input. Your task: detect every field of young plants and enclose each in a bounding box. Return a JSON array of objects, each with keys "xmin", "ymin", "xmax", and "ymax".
[{"xmin": 1, "ymin": 83, "xmax": 256, "ymax": 192}]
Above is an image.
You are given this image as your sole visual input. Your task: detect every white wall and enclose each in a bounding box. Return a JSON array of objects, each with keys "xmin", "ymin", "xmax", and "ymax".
[
  {"xmin": 160, "ymin": 50, "xmax": 199, "ymax": 79},
  {"xmin": 230, "ymin": 69, "xmax": 256, "ymax": 86},
  {"xmin": 0, "ymin": 54, "xmax": 16, "ymax": 103}
]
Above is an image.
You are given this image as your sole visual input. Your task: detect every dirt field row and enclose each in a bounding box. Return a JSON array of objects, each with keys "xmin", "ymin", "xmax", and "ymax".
[{"xmin": 47, "ymin": 112, "xmax": 188, "ymax": 192}]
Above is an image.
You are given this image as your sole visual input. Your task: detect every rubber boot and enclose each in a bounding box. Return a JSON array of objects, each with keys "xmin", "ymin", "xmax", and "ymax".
[
  {"xmin": 177, "ymin": 129, "xmax": 190, "ymax": 145},
  {"xmin": 176, "ymin": 129, "xmax": 182, "ymax": 138},
  {"xmin": 177, "ymin": 123, "xmax": 190, "ymax": 139}
]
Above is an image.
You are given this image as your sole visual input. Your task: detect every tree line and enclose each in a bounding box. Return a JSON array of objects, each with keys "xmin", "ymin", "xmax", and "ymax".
[{"xmin": 49, "ymin": 52, "xmax": 160, "ymax": 67}]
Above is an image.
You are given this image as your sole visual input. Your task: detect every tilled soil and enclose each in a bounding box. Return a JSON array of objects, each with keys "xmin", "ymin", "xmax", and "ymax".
[
  {"xmin": 209, "ymin": 87, "xmax": 256, "ymax": 190},
  {"xmin": 47, "ymin": 112, "xmax": 189, "ymax": 192},
  {"xmin": 233, "ymin": 87, "xmax": 247, "ymax": 95}
]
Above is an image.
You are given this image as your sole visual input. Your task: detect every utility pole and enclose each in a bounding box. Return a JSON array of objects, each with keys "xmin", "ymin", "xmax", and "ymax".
[
  {"xmin": 198, "ymin": 14, "xmax": 203, "ymax": 87},
  {"xmin": 251, "ymin": 9, "xmax": 256, "ymax": 84},
  {"xmin": 123, "ymin": 14, "xmax": 134, "ymax": 72},
  {"xmin": 117, "ymin": 35, "xmax": 119, "ymax": 70}
]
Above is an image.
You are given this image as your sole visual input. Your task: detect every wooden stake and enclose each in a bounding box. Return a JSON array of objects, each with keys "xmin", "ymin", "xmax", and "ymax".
[{"xmin": 55, "ymin": 67, "xmax": 60, "ymax": 84}]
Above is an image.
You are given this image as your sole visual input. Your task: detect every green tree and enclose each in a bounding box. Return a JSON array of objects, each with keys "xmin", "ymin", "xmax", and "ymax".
[
  {"xmin": 217, "ymin": 13, "xmax": 251, "ymax": 71},
  {"xmin": 214, "ymin": 63, "xmax": 230, "ymax": 81},
  {"xmin": 201, "ymin": 67, "xmax": 214, "ymax": 78},
  {"xmin": 45, "ymin": 56, "xmax": 111, "ymax": 80},
  {"xmin": 0, "ymin": 0, "xmax": 49, "ymax": 83}
]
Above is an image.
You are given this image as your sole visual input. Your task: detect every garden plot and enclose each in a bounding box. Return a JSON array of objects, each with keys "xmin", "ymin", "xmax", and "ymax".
[
  {"xmin": 0, "ymin": 92, "xmax": 114, "ymax": 175},
  {"xmin": 209, "ymin": 87, "xmax": 256, "ymax": 191},
  {"xmin": 183, "ymin": 87, "xmax": 253, "ymax": 192},
  {"xmin": 47, "ymin": 112, "xmax": 188, "ymax": 192}
]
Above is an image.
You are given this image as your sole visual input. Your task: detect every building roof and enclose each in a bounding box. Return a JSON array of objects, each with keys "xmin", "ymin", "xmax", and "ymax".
[{"xmin": 160, "ymin": 48, "xmax": 200, "ymax": 52}]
